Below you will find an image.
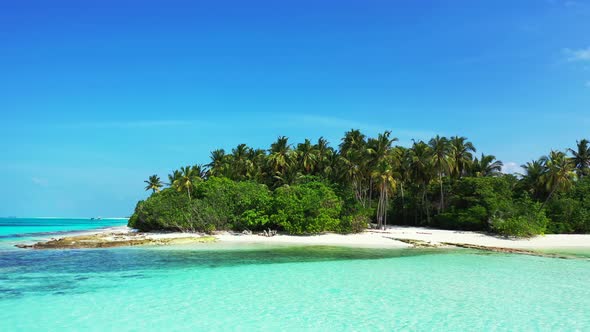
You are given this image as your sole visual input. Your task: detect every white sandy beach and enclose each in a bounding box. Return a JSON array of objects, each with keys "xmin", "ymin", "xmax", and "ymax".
[
  {"xmin": 84, "ymin": 225, "xmax": 590, "ymax": 250},
  {"xmin": 214, "ymin": 226, "xmax": 590, "ymax": 250}
]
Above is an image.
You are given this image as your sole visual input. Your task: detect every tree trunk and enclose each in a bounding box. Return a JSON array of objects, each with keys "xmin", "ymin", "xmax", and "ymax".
[
  {"xmin": 439, "ymin": 172, "xmax": 444, "ymax": 213},
  {"xmin": 400, "ymin": 183, "xmax": 405, "ymax": 223},
  {"xmin": 540, "ymin": 186, "xmax": 557, "ymax": 211},
  {"xmin": 423, "ymin": 188, "xmax": 431, "ymax": 225},
  {"xmin": 369, "ymin": 178, "xmax": 373, "ymax": 205},
  {"xmin": 377, "ymin": 187, "xmax": 381, "ymax": 229},
  {"xmin": 383, "ymin": 189, "xmax": 388, "ymax": 230}
]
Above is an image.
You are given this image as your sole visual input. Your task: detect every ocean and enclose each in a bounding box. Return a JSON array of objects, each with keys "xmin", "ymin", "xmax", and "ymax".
[{"xmin": 1, "ymin": 218, "xmax": 589, "ymax": 331}]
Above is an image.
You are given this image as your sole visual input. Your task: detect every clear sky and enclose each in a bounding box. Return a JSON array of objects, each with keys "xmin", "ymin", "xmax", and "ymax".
[{"xmin": 1, "ymin": 0, "xmax": 589, "ymax": 217}]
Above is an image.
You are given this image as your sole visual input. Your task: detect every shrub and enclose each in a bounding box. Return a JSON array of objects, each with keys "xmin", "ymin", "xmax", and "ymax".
[
  {"xmin": 433, "ymin": 177, "xmax": 514, "ymax": 231},
  {"xmin": 340, "ymin": 212, "xmax": 370, "ymax": 233},
  {"xmin": 271, "ymin": 182, "xmax": 343, "ymax": 234},
  {"xmin": 129, "ymin": 178, "xmax": 274, "ymax": 232},
  {"xmin": 435, "ymin": 205, "xmax": 488, "ymax": 231},
  {"xmin": 491, "ymin": 198, "xmax": 548, "ymax": 237},
  {"xmin": 128, "ymin": 189, "xmax": 192, "ymax": 231},
  {"xmin": 545, "ymin": 178, "xmax": 590, "ymax": 233},
  {"xmin": 196, "ymin": 177, "xmax": 272, "ymax": 231}
]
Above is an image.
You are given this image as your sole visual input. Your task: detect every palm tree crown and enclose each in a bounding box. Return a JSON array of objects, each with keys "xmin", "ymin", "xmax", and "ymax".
[
  {"xmin": 144, "ymin": 175, "xmax": 163, "ymax": 193},
  {"xmin": 450, "ymin": 136, "xmax": 476, "ymax": 178},
  {"xmin": 569, "ymin": 139, "xmax": 590, "ymax": 178},
  {"xmin": 473, "ymin": 154, "xmax": 503, "ymax": 177},
  {"xmin": 429, "ymin": 135, "xmax": 452, "ymax": 212},
  {"xmin": 539, "ymin": 150, "xmax": 576, "ymax": 208}
]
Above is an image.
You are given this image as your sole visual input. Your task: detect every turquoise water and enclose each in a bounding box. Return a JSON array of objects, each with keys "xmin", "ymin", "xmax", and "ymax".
[
  {"xmin": 0, "ymin": 217, "xmax": 128, "ymax": 238},
  {"xmin": 1, "ymin": 219, "xmax": 590, "ymax": 331},
  {"xmin": 0, "ymin": 217, "xmax": 128, "ymax": 248}
]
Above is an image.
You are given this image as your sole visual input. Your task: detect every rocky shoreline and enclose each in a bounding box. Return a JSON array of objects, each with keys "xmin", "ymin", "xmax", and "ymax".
[
  {"xmin": 383, "ymin": 237, "xmax": 577, "ymax": 259},
  {"xmin": 16, "ymin": 231, "xmax": 216, "ymax": 249}
]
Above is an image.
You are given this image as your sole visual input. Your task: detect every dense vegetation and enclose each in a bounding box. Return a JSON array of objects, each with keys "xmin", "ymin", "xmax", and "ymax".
[{"xmin": 130, "ymin": 132, "xmax": 590, "ymax": 237}]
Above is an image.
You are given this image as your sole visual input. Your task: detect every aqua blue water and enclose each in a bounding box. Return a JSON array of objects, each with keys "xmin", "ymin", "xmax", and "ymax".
[
  {"xmin": 1, "ymin": 219, "xmax": 589, "ymax": 331},
  {"xmin": 0, "ymin": 217, "xmax": 128, "ymax": 238},
  {"xmin": 0, "ymin": 217, "xmax": 128, "ymax": 248}
]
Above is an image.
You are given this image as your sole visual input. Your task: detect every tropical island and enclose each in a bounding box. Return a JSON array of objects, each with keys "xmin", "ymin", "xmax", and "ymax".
[
  {"xmin": 131, "ymin": 131, "xmax": 590, "ymax": 237},
  {"xmin": 20, "ymin": 131, "xmax": 590, "ymax": 252}
]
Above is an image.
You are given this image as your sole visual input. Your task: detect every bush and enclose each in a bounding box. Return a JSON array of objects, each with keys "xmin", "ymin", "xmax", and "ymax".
[
  {"xmin": 436, "ymin": 205, "xmax": 488, "ymax": 231},
  {"xmin": 128, "ymin": 178, "xmax": 272, "ymax": 232},
  {"xmin": 271, "ymin": 182, "xmax": 343, "ymax": 234},
  {"xmin": 433, "ymin": 177, "xmax": 514, "ymax": 231},
  {"xmin": 129, "ymin": 178, "xmax": 366, "ymax": 234},
  {"xmin": 195, "ymin": 177, "xmax": 272, "ymax": 231},
  {"xmin": 545, "ymin": 177, "xmax": 590, "ymax": 233},
  {"xmin": 491, "ymin": 198, "xmax": 548, "ymax": 237},
  {"xmin": 340, "ymin": 212, "xmax": 370, "ymax": 233},
  {"xmin": 128, "ymin": 189, "xmax": 192, "ymax": 231}
]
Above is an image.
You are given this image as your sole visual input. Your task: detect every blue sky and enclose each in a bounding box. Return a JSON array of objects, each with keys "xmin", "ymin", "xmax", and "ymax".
[{"xmin": 1, "ymin": 0, "xmax": 589, "ymax": 217}]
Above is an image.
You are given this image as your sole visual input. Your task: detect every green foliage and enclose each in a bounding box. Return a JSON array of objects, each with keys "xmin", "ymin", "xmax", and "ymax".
[
  {"xmin": 436, "ymin": 205, "xmax": 488, "ymax": 231},
  {"xmin": 129, "ymin": 179, "xmax": 272, "ymax": 232},
  {"xmin": 491, "ymin": 198, "xmax": 548, "ymax": 237},
  {"xmin": 434, "ymin": 176, "xmax": 514, "ymax": 230},
  {"xmin": 128, "ymin": 188, "xmax": 192, "ymax": 231},
  {"xmin": 129, "ymin": 178, "xmax": 352, "ymax": 235},
  {"xmin": 195, "ymin": 177, "xmax": 272, "ymax": 231},
  {"xmin": 545, "ymin": 177, "xmax": 590, "ymax": 233},
  {"xmin": 132, "ymin": 132, "xmax": 590, "ymax": 236},
  {"xmin": 271, "ymin": 182, "xmax": 343, "ymax": 234},
  {"xmin": 339, "ymin": 211, "xmax": 371, "ymax": 233}
]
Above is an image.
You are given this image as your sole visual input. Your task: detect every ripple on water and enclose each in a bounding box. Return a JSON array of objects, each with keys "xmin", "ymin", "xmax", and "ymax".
[{"xmin": 0, "ymin": 245, "xmax": 589, "ymax": 331}]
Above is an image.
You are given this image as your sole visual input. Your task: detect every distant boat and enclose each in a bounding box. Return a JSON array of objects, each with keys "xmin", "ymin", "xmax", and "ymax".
[{"xmin": 90, "ymin": 217, "xmax": 102, "ymax": 221}]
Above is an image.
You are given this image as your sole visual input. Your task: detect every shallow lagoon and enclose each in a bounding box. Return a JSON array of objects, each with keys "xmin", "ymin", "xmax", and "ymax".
[
  {"xmin": 1, "ymin": 245, "xmax": 590, "ymax": 331},
  {"xmin": 1, "ymin": 219, "xmax": 589, "ymax": 331}
]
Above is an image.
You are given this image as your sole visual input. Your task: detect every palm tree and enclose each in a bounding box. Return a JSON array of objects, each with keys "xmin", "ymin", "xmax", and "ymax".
[
  {"xmin": 272, "ymin": 164, "xmax": 301, "ymax": 187},
  {"xmin": 371, "ymin": 155, "xmax": 398, "ymax": 230},
  {"xmin": 172, "ymin": 165, "xmax": 201, "ymax": 200},
  {"xmin": 473, "ymin": 154, "xmax": 503, "ymax": 177},
  {"xmin": 268, "ymin": 136, "xmax": 293, "ymax": 180},
  {"xmin": 314, "ymin": 137, "xmax": 333, "ymax": 178},
  {"xmin": 249, "ymin": 148, "xmax": 268, "ymax": 182},
  {"xmin": 340, "ymin": 148, "xmax": 370, "ymax": 207},
  {"xmin": 191, "ymin": 164, "xmax": 208, "ymax": 180},
  {"xmin": 429, "ymin": 135, "xmax": 452, "ymax": 212},
  {"xmin": 296, "ymin": 139, "xmax": 318, "ymax": 174},
  {"xmin": 339, "ymin": 129, "xmax": 366, "ymax": 156},
  {"xmin": 450, "ymin": 136, "xmax": 476, "ymax": 179},
  {"xmin": 409, "ymin": 140, "xmax": 434, "ymax": 224},
  {"xmin": 340, "ymin": 130, "xmax": 369, "ymax": 206},
  {"xmin": 394, "ymin": 146, "xmax": 411, "ymax": 222},
  {"xmin": 568, "ymin": 139, "xmax": 590, "ymax": 178},
  {"xmin": 367, "ymin": 131, "xmax": 398, "ymax": 206},
  {"xmin": 520, "ymin": 159, "xmax": 547, "ymax": 199},
  {"xmin": 167, "ymin": 170, "xmax": 182, "ymax": 186},
  {"xmin": 324, "ymin": 150, "xmax": 343, "ymax": 183},
  {"xmin": 144, "ymin": 175, "xmax": 163, "ymax": 193},
  {"xmin": 231, "ymin": 144, "xmax": 253, "ymax": 180},
  {"xmin": 207, "ymin": 149, "xmax": 227, "ymax": 177},
  {"xmin": 539, "ymin": 150, "xmax": 576, "ymax": 209},
  {"xmin": 367, "ymin": 131, "xmax": 398, "ymax": 164}
]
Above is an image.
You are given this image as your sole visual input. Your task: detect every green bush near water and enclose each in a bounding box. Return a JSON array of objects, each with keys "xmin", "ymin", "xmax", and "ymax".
[
  {"xmin": 130, "ymin": 178, "xmax": 359, "ymax": 234},
  {"xmin": 271, "ymin": 182, "xmax": 342, "ymax": 234},
  {"xmin": 128, "ymin": 189, "xmax": 191, "ymax": 231},
  {"xmin": 431, "ymin": 177, "xmax": 550, "ymax": 236},
  {"xmin": 433, "ymin": 177, "xmax": 516, "ymax": 231},
  {"xmin": 490, "ymin": 197, "xmax": 549, "ymax": 237},
  {"xmin": 545, "ymin": 177, "xmax": 590, "ymax": 233}
]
